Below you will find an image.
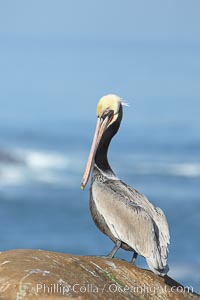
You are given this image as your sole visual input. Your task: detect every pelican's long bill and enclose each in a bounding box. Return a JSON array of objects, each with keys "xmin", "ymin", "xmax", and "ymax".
[{"xmin": 81, "ymin": 114, "xmax": 112, "ymax": 190}]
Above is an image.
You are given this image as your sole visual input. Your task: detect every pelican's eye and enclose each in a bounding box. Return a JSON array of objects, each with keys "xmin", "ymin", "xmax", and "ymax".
[{"xmin": 102, "ymin": 109, "xmax": 114, "ymax": 121}]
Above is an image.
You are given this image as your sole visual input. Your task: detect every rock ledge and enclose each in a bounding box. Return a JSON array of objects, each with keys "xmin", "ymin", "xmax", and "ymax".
[{"xmin": 0, "ymin": 249, "xmax": 199, "ymax": 300}]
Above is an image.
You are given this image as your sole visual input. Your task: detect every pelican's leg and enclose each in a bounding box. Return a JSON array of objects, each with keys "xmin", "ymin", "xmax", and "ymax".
[
  {"xmin": 107, "ymin": 240, "xmax": 122, "ymax": 258},
  {"xmin": 131, "ymin": 251, "xmax": 138, "ymax": 265}
]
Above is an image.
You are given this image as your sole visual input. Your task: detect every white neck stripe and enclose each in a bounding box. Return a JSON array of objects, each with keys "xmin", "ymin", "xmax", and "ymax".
[{"xmin": 94, "ymin": 164, "xmax": 119, "ymax": 180}]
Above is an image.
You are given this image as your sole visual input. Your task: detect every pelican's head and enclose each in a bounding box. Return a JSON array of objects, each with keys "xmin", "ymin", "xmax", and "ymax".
[
  {"xmin": 81, "ymin": 94, "xmax": 122, "ymax": 190},
  {"xmin": 96, "ymin": 94, "xmax": 121, "ymax": 124}
]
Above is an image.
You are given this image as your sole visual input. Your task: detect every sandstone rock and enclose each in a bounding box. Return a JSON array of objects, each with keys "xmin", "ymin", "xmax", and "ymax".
[{"xmin": 0, "ymin": 249, "xmax": 199, "ymax": 300}]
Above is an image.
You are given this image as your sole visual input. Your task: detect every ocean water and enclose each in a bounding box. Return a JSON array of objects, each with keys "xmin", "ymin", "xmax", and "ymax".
[{"xmin": 0, "ymin": 38, "xmax": 200, "ymax": 293}]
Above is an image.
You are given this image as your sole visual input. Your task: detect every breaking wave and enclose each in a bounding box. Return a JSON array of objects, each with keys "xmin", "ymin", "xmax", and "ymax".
[
  {"xmin": 125, "ymin": 161, "xmax": 200, "ymax": 178},
  {"xmin": 0, "ymin": 148, "xmax": 83, "ymax": 187},
  {"xmin": 0, "ymin": 148, "xmax": 200, "ymax": 188}
]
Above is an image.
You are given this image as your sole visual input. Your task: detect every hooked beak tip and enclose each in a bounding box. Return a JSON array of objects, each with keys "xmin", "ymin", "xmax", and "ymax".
[{"xmin": 80, "ymin": 183, "xmax": 85, "ymax": 190}]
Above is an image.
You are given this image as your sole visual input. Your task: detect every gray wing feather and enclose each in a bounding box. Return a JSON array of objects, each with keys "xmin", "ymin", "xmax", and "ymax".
[
  {"xmin": 92, "ymin": 179, "xmax": 166, "ymax": 270},
  {"xmin": 121, "ymin": 182, "xmax": 170, "ymax": 266}
]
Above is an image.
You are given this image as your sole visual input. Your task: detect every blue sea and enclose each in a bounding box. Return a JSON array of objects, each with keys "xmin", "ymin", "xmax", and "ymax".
[{"xmin": 0, "ymin": 36, "xmax": 200, "ymax": 293}]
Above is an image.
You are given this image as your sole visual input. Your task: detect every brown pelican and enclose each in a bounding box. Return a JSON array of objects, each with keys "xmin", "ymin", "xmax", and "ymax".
[{"xmin": 81, "ymin": 94, "xmax": 170, "ymax": 276}]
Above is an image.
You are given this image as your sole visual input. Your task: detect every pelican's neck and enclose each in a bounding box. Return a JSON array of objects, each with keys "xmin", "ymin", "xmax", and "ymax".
[
  {"xmin": 94, "ymin": 105, "xmax": 122, "ymax": 174},
  {"xmin": 93, "ymin": 164, "xmax": 119, "ymax": 181},
  {"xmin": 94, "ymin": 131, "xmax": 113, "ymax": 173}
]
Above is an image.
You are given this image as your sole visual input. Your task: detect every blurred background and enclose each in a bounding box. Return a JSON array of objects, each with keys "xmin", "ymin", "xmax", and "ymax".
[{"xmin": 0, "ymin": 0, "xmax": 200, "ymax": 292}]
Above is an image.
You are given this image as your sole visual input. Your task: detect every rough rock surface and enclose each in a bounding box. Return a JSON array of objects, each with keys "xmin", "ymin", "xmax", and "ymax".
[{"xmin": 0, "ymin": 249, "xmax": 199, "ymax": 300}]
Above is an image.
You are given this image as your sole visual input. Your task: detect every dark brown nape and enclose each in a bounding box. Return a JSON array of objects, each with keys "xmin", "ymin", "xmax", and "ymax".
[{"xmin": 95, "ymin": 104, "xmax": 123, "ymax": 173}]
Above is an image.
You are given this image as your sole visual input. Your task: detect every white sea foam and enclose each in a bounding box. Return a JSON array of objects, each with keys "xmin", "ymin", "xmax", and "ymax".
[
  {"xmin": 0, "ymin": 148, "xmax": 80, "ymax": 187},
  {"xmin": 0, "ymin": 148, "xmax": 200, "ymax": 187},
  {"xmin": 125, "ymin": 162, "xmax": 200, "ymax": 178},
  {"xmin": 24, "ymin": 151, "xmax": 69, "ymax": 169},
  {"xmin": 0, "ymin": 165, "xmax": 26, "ymax": 186}
]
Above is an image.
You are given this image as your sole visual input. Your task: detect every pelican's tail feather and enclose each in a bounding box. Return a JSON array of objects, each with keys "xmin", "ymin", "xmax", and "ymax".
[{"xmin": 146, "ymin": 257, "xmax": 169, "ymax": 276}]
